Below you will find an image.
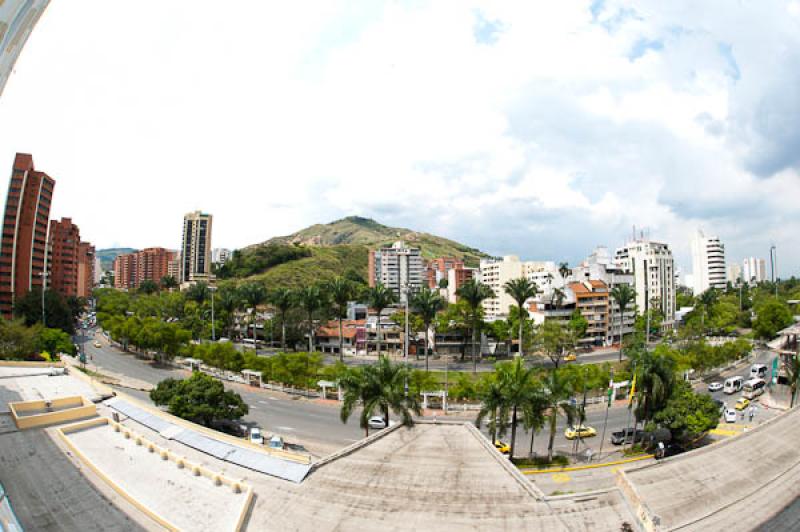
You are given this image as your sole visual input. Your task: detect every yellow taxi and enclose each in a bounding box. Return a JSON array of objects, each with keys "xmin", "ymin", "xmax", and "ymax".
[
  {"xmin": 735, "ymin": 397, "xmax": 750, "ymax": 411},
  {"xmin": 564, "ymin": 425, "xmax": 597, "ymax": 440},
  {"xmin": 564, "ymin": 353, "xmax": 577, "ymax": 362},
  {"xmin": 93, "ymin": 341, "xmax": 101, "ymax": 348},
  {"xmin": 494, "ymin": 440, "xmax": 510, "ymax": 455}
]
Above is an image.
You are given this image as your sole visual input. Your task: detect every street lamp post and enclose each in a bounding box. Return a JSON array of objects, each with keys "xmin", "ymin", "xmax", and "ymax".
[{"xmin": 39, "ymin": 271, "xmax": 48, "ymax": 327}]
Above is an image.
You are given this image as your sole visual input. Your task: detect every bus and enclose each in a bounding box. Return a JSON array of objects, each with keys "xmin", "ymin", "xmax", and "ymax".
[{"xmin": 742, "ymin": 378, "xmax": 766, "ymax": 400}]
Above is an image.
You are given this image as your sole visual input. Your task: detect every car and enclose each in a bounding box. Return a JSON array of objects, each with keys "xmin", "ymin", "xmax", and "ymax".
[
  {"xmin": 367, "ymin": 415, "xmax": 387, "ymax": 429},
  {"xmin": 268, "ymin": 435, "xmax": 284, "ymax": 450},
  {"xmin": 735, "ymin": 397, "xmax": 750, "ymax": 411},
  {"xmin": 724, "ymin": 408, "xmax": 737, "ymax": 423},
  {"xmin": 93, "ymin": 340, "xmax": 101, "ymax": 348},
  {"xmin": 249, "ymin": 427, "xmax": 264, "ymax": 445},
  {"xmin": 707, "ymin": 381, "xmax": 723, "ymax": 392},
  {"xmin": 494, "ymin": 441, "xmax": 510, "ymax": 454},
  {"xmin": 610, "ymin": 428, "xmax": 645, "ymax": 445},
  {"xmin": 564, "ymin": 353, "xmax": 577, "ymax": 362},
  {"xmin": 565, "ymin": 425, "xmax": 597, "ymax": 440},
  {"xmin": 713, "ymin": 399, "xmax": 726, "ymax": 415}
]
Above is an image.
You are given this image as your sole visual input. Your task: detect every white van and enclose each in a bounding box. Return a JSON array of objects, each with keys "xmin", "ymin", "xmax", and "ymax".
[
  {"xmin": 723, "ymin": 376, "xmax": 744, "ymax": 394},
  {"xmin": 743, "ymin": 378, "xmax": 766, "ymax": 400},
  {"xmin": 750, "ymin": 364, "xmax": 768, "ymax": 379}
]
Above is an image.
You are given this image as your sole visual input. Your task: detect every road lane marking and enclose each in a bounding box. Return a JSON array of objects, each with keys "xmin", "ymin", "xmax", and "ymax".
[
  {"xmin": 551, "ymin": 473, "xmax": 571, "ymax": 483},
  {"xmin": 274, "ymin": 426, "xmax": 295, "ymax": 431}
]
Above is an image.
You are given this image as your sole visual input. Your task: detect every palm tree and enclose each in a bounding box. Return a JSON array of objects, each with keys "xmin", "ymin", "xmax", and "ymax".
[
  {"xmin": 633, "ymin": 349, "xmax": 676, "ymax": 426},
  {"xmin": 611, "ymin": 284, "xmax": 636, "ymax": 362},
  {"xmin": 410, "ymin": 287, "xmax": 445, "ymax": 371},
  {"xmin": 269, "ymin": 288, "xmax": 294, "ymax": 351},
  {"xmin": 297, "ymin": 285, "xmax": 325, "ymax": 353},
  {"xmin": 339, "ymin": 358, "xmax": 421, "ymax": 436},
  {"xmin": 787, "ymin": 351, "xmax": 800, "ymax": 408},
  {"xmin": 239, "ymin": 282, "xmax": 267, "ymax": 348},
  {"xmin": 558, "ymin": 262, "xmax": 571, "ymax": 282},
  {"xmin": 160, "ymin": 276, "xmax": 178, "ymax": 291},
  {"xmin": 523, "ymin": 389, "xmax": 548, "ymax": 458},
  {"xmin": 457, "ymin": 279, "xmax": 495, "ymax": 373},
  {"xmin": 326, "ymin": 277, "xmax": 356, "ymax": 362},
  {"xmin": 544, "ymin": 368, "xmax": 576, "ymax": 461},
  {"xmin": 366, "ymin": 284, "xmax": 397, "ymax": 358},
  {"xmin": 551, "ymin": 287, "xmax": 566, "ymax": 309},
  {"xmin": 503, "ymin": 278, "xmax": 539, "ymax": 358},
  {"xmin": 496, "ymin": 357, "xmax": 538, "ymax": 457},
  {"xmin": 698, "ymin": 288, "xmax": 718, "ymax": 332},
  {"xmin": 185, "ymin": 282, "xmax": 209, "ymax": 304},
  {"xmin": 216, "ymin": 287, "xmax": 241, "ymax": 339},
  {"xmin": 476, "ymin": 380, "xmax": 508, "ymax": 445}
]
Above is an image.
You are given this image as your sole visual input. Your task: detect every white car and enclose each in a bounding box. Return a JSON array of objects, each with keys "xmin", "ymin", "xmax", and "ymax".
[
  {"xmin": 707, "ymin": 382, "xmax": 723, "ymax": 392},
  {"xmin": 367, "ymin": 416, "xmax": 387, "ymax": 429},
  {"xmin": 249, "ymin": 427, "xmax": 264, "ymax": 445},
  {"xmin": 724, "ymin": 408, "xmax": 737, "ymax": 423}
]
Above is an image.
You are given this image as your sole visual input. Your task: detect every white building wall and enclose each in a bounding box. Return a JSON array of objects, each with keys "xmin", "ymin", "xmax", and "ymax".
[
  {"xmin": 690, "ymin": 229, "xmax": 726, "ymax": 294},
  {"xmin": 742, "ymin": 257, "xmax": 767, "ymax": 284},
  {"xmin": 615, "ymin": 240, "xmax": 676, "ymax": 329}
]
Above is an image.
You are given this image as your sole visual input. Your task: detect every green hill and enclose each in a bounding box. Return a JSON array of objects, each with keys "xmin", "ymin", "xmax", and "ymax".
[
  {"xmin": 96, "ymin": 248, "xmax": 137, "ymax": 271},
  {"xmin": 222, "ymin": 217, "xmax": 489, "ymax": 287},
  {"xmin": 254, "ymin": 216, "xmax": 488, "ymax": 266}
]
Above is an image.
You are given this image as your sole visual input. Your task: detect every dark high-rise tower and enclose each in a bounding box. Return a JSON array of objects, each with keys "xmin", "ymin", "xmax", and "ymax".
[{"xmin": 0, "ymin": 153, "xmax": 55, "ymax": 317}]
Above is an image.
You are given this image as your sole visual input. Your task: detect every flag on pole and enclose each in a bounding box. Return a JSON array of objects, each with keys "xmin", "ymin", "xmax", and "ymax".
[{"xmin": 628, "ymin": 375, "xmax": 637, "ymax": 406}]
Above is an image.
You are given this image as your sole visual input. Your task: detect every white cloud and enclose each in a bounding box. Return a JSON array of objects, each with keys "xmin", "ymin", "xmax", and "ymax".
[{"xmin": 0, "ymin": 0, "xmax": 798, "ymax": 275}]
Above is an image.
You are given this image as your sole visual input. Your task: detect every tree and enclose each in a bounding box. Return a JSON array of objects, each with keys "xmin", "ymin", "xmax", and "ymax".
[
  {"xmin": 410, "ymin": 287, "xmax": 445, "ymax": 371},
  {"xmin": 753, "ymin": 299, "xmax": 793, "ymax": 339},
  {"xmin": 457, "ymin": 279, "xmax": 495, "ymax": 372},
  {"xmin": 476, "ymin": 380, "xmax": 507, "ymax": 445},
  {"xmin": 551, "ymin": 287, "xmax": 566, "ymax": 309},
  {"xmin": 568, "ymin": 310, "xmax": 589, "ymax": 340},
  {"xmin": 239, "ymin": 282, "xmax": 267, "ymax": 346},
  {"xmin": 14, "ymin": 288, "xmax": 75, "ymax": 334},
  {"xmin": 138, "ymin": 280, "xmax": 160, "ymax": 295},
  {"xmin": 652, "ymin": 381, "xmax": 719, "ymax": 442},
  {"xmin": 785, "ymin": 352, "xmax": 800, "ymax": 408},
  {"xmin": 503, "ymin": 278, "xmax": 539, "ymax": 358},
  {"xmin": 544, "ymin": 368, "xmax": 576, "ymax": 461},
  {"xmin": 215, "ymin": 287, "xmax": 241, "ymax": 339},
  {"xmin": 160, "ymin": 276, "xmax": 178, "ymax": 291},
  {"xmin": 0, "ymin": 319, "xmax": 41, "ymax": 359},
  {"xmin": 631, "ymin": 348, "xmax": 676, "ymax": 426},
  {"xmin": 535, "ymin": 320, "xmax": 575, "ymax": 369},
  {"xmin": 38, "ymin": 327, "xmax": 77, "ymax": 356},
  {"xmin": 150, "ymin": 372, "xmax": 248, "ymax": 427},
  {"xmin": 326, "ymin": 277, "xmax": 356, "ymax": 362},
  {"xmin": 297, "ymin": 284, "xmax": 325, "ymax": 352},
  {"xmin": 185, "ymin": 282, "xmax": 210, "ymax": 304},
  {"xmin": 66, "ymin": 296, "xmax": 87, "ymax": 320},
  {"xmin": 522, "ymin": 389, "xmax": 548, "ymax": 459},
  {"xmin": 339, "ymin": 358, "xmax": 421, "ymax": 437},
  {"xmin": 611, "ymin": 284, "xmax": 636, "ymax": 362},
  {"xmin": 269, "ymin": 288, "xmax": 294, "ymax": 351},
  {"xmin": 496, "ymin": 357, "xmax": 538, "ymax": 457},
  {"xmin": 365, "ymin": 284, "xmax": 398, "ymax": 358},
  {"xmin": 558, "ymin": 262, "xmax": 571, "ymax": 281}
]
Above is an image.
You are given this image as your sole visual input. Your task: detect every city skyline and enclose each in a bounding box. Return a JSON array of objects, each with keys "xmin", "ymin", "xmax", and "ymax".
[{"xmin": 0, "ymin": 2, "xmax": 798, "ymax": 275}]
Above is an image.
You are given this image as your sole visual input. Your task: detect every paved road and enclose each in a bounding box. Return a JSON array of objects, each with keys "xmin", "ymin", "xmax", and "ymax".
[{"xmin": 78, "ymin": 331, "xmax": 363, "ymax": 456}]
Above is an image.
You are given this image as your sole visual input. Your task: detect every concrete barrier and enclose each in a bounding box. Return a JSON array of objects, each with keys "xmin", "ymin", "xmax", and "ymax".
[
  {"xmin": 0, "ymin": 360, "xmax": 64, "ymax": 368},
  {"xmin": 8, "ymin": 395, "xmax": 96, "ymax": 429}
]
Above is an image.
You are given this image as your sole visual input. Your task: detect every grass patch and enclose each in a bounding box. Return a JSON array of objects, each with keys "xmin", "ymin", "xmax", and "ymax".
[
  {"xmin": 622, "ymin": 444, "xmax": 648, "ymax": 457},
  {"xmin": 513, "ymin": 455, "xmax": 570, "ymax": 469}
]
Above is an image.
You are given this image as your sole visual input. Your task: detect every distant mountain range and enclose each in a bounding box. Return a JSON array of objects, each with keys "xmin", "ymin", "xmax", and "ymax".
[
  {"xmin": 96, "ymin": 248, "xmax": 137, "ymax": 271},
  {"xmin": 227, "ymin": 216, "xmax": 489, "ymax": 287}
]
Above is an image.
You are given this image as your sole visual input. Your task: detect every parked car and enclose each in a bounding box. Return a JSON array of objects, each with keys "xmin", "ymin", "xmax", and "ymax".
[
  {"xmin": 735, "ymin": 397, "xmax": 750, "ymax": 411},
  {"xmin": 610, "ymin": 428, "xmax": 645, "ymax": 445},
  {"xmin": 494, "ymin": 441, "xmax": 510, "ymax": 455},
  {"xmin": 367, "ymin": 416, "xmax": 387, "ymax": 429},
  {"xmin": 724, "ymin": 408, "xmax": 737, "ymax": 423},
  {"xmin": 563, "ymin": 353, "xmax": 577, "ymax": 362},
  {"xmin": 565, "ymin": 425, "xmax": 597, "ymax": 440},
  {"xmin": 249, "ymin": 427, "xmax": 264, "ymax": 445},
  {"xmin": 713, "ymin": 399, "xmax": 726, "ymax": 415},
  {"xmin": 655, "ymin": 442, "xmax": 685, "ymax": 460},
  {"xmin": 93, "ymin": 340, "xmax": 101, "ymax": 348},
  {"xmin": 707, "ymin": 381, "xmax": 723, "ymax": 392},
  {"xmin": 268, "ymin": 435, "xmax": 284, "ymax": 450}
]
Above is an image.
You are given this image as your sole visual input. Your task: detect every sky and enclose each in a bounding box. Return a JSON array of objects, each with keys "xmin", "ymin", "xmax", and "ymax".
[{"xmin": 1, "ymin": 0, "xmax": 799, "ymax": 278}]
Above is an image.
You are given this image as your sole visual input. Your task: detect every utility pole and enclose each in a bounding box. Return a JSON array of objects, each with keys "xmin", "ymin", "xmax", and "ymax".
[
  {"xmin": 770, "ymin": 245, "xmax": 778, "ymax": 298},
  {"xmin": 624, "ymin": 361, "xmax": 637, "ymax": 452},
  {"xmin": 404, "ymin": 283, "xmax": 410, "ymax": 359},
  {"xmin": 598, "ymin": 369, "xmax": 614, "ymax": 461}
]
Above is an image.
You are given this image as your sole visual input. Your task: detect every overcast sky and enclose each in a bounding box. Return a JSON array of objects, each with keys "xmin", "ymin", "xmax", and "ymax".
[{"xmin": 1, "ymin": 1, "xmax": 798, "ymax": 277}]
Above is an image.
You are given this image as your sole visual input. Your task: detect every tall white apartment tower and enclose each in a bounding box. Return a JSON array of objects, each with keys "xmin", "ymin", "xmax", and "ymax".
[
  {"xmin": 690, "ymin": 229, "xmax": 726, "ymax": 295},
  {"xmin": 181, "ymin": 211, "xmax": 213, "ymax": 284},
  {"xmin": 742, "ymin": 257, "xmax": 767, "ymax": 284},
  {"xmin": 479, "ymin": 256, "xmax": 524, "ymax": 320},
  {"xmin": 614, "ymin": 239, "xmax": 676, "ymax": 329},
  {"xmin": 368, "ymin": 241, "xmax": 425, "ymax": 303}
]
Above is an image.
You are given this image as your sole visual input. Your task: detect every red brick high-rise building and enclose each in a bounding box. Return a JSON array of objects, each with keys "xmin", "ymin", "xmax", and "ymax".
[
  {"xmin": 426, "ymin": 257, "xmax": 464, "ymax": 288},
  {"xmin": 77, "ymin": 242, "xmax": 95, "ymax": 299},
  {"xmin": 49, "ymin": 218, "xmax": 80, "ymax": 298},
  {"xmin": 0, "ymin": 153, "xmax": 55, "ymax": 317},
  {"xmin": 113, "ymin": 247, "xmax": 176, "ymax": 290}
]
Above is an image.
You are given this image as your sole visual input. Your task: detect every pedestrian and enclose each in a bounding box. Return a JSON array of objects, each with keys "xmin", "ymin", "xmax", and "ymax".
[{"xmin": 748, "ymin": 406, "xmax": 754, "ymax": 422}]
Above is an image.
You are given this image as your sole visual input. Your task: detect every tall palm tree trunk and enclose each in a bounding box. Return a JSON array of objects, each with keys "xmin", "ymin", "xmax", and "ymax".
[
  {"xmin": 281, "ymin": 316, "xmax": 286, "ymax": 351},
  {"xmin": 518, "ymin": 306, "xmax": 524, "ymax": 358},
  {"xmin": 529, "ymin": 428, "xmax": 536, "ymax": 458},
  {"xmin": 472, "ymin": 321, "xmax": 478, "ymax": 373},
  {"xmin": 424, "ymin": 325, "xmax": 430, "ymax": 372},
  {"xmin": 376, "ymin": 313, "xmax": 382, "ymax": 358},
  {"xmin": 547, "ymin": 411, "xmax": 558, "ymax": 461},
  {"xmin": 510, "ymin": 406, "xmax": 518, "ymax": 458},
  {"xmin": 308, "ymin": 311, "xmax": 314, "ymax": 352},
  {"xmin": 339, "ymin": 316, "xmax": 344, "ymax": 362}
]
